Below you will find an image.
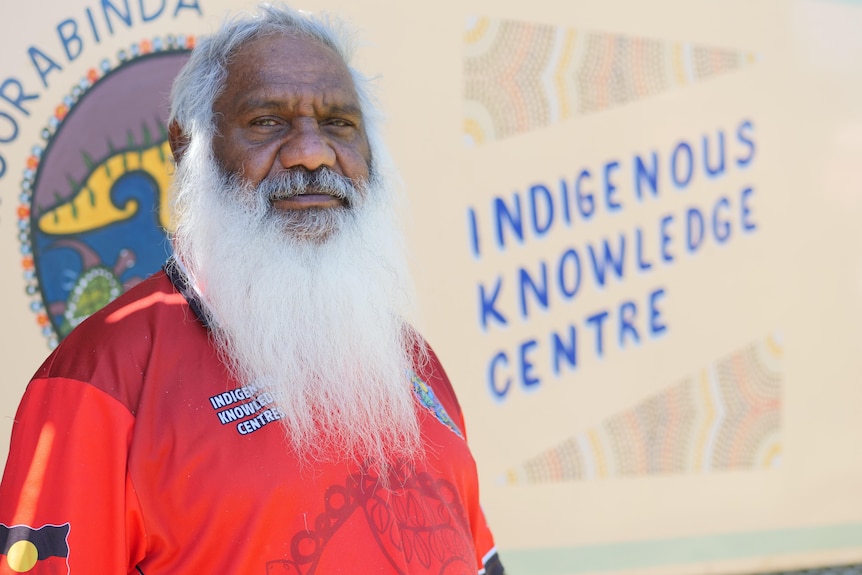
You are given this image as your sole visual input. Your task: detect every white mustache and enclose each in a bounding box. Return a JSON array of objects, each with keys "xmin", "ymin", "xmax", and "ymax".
[{"xmin": 256, "ymin": 168, "xmax": 360, "ymax": 205}]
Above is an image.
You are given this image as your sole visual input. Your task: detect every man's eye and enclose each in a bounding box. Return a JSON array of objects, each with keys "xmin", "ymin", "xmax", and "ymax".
[
  {"xmin": 251, "ymin": 118, "xmax": 279, "ymax": 127},
  {"xmin": 324, "ymin": 118, "xmax": 353, "ymax": 128}
]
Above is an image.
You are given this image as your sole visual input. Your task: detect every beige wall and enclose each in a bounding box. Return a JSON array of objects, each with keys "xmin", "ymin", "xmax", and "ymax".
[{"xmin": 2, "ymin": 1, "xmax": 862, "ymax": 573}]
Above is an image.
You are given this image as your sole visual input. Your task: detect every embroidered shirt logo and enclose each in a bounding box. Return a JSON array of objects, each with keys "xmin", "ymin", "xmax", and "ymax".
[
  {"xmin": 208, "ymin": 384, "xmax": 284, "ymax": 436},
  {"xmin": 207, "ymin": 374, "xmax": 462, "ymax": 439},
  {"xmin": 409, "ymin": 372, "xmax": 464, "ymax": 439}
]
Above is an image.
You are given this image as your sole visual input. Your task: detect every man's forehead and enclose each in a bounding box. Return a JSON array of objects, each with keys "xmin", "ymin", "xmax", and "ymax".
[{"xmin": 220, "ymin": 34, "xmax": 358, "ymax": 100}]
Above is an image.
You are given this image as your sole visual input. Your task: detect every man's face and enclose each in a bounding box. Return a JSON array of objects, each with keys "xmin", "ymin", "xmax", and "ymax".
[{"xmin": 211, "ymin": 34, "xmax": 371, "ymax": 215}]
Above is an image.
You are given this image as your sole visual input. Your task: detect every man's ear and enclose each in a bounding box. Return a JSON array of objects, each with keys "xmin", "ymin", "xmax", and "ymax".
[{"xmin": 168, "ymin": 119, "xmax": 189, "ymax": 165}]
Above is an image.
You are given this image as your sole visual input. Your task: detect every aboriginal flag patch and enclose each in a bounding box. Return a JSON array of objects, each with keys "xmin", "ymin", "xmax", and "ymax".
[{"xmin": 0, "ymin": 523, "xmax": 69, "ymax": 575}]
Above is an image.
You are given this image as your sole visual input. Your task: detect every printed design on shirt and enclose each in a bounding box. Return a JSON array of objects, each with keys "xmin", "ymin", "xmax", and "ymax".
[
  {"xmin": 208, "ymin": 384, "xmax": 285, "ymax": 436},
  {"xmin": 265, "ymin": 470, "xmax": 476, "ymax": 575},
  {"xmin": 0, "ymin": 523, "xmax": 70, "ymax": 575},
  {"xmin": 17, "ymin": 38, "xmax": 192, "ymax": 349},
  {"xmin": 410, "ymin": 372, "xmax": 464, "ymax": 439}
]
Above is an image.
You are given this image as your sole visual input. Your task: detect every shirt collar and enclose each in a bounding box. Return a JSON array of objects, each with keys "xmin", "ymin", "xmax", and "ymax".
[{"xmin": 163, "ymin": 256, "xmax": 211, "ymax": 329}]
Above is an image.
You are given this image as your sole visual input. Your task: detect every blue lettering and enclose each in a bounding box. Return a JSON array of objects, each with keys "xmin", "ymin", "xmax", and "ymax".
[
  {"xmin": 713, "ymin": 196, "xmax": 731, "ymax": 243},
  {"xmin": 494, "ymin": 194, "xmax": 523, "ymax": 249},
  {"xmin": 489, "ymin": 352, "xmax": 511, "ymax": 400},
  {"xmin": 660, "ymin": 214, "xmax": 674, "ymax": 263},
  {"xmin": 649, "ymin": 288, "xmax": 668, "ymax": 337},
  {"xmin": 57, "ymin": 19, "xmax": 84, "ymax": 61},
  {"xmin": 529, "ymin": 183, "xmax": 554, "ymax": 236},
  {"xmin": 703, "ymin": 130, "xmax": 726, "ymax": 178},
  {"xmin": 28, "ymin": 46, "xmax": 63, "ymax": 88},
  {"xmin": 174, "ymin": 0, "xmax": 203, "ymax": 16},
  {"xmin": 478, "ymin": 277, "xmax": 507, "ymax": 329},
  {"xmin": 86, "ymin": 7, "xmax": 101, "ymax": 43},
  {"xmin": 619, "ymin": 301, "xmax": 639, "ymax": 346},
  {"xmin": 557, "ymin": 248, "xmax": 582, "ymax": 299},
  {"xmin": 0, "ymin": 78, "xmax": 38, "ymax": 116},
  {"xmin": 736, "ymin": 119, "xmax": 755, "ymax": 168},
  {"xmin": 519, "ymin": 339, "xmax": 541, "ymax": 389},
  {"xmin": 575, "ymin": 169, "xmax": 595, "ymax": 219},
  {"xmin": 604, "ymin": 160, "xmax": 622, "ymax": 212},
  {"xmin": 140, "ymin": 0, "xmax": 166, "ymax": 21},
  {"xmin": 467, "ymin": 206, "xmax": 480, "ymax": 258},
  {"xmin": 741, "ymin": 187, "xmax": 757, "ymax": 232},
  {"xmin": 686, "ymin": 207, "xmax": 704, "ymax": 252},
  {"xmin": 585, "ymin": 310, "xmax": 610, "ymax": 357},
  {"xmin": 587, "ymin": 234, "xmax": 625, "ymax": 287},
  {"xmin": 518, "ymin": 262, "xmax": 549, "ymax": 318},
  {"xmin": 635, "ymin": 227, "xmax": 652, "ymax": 271},
  {"xmin": 634, "ymin": 151, "xmax": 659, "ymax": 201},
  {"xmin": 671, "ymin": 141, "xmax": 694, "ymax": 189},
  {"xmin": 559, "ymin": 178, "xmax": 572, "ymax": 225},
  {"xmin": 551, "ymin": 325, "xmax": 577, "ymax": 376},
  {"xmin": 101, "ymin": 0, "xmax": 132, "ymax": 35}
]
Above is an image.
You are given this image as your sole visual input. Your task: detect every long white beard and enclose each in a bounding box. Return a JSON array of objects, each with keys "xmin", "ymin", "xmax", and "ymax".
[{"xmin": 170, "ymin": 136, "xmax": 423, "ymax": 472}]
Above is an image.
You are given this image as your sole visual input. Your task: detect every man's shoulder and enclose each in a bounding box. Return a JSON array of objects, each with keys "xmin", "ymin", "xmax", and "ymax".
[
  {"xmin": 31, "ymin": 269, "xmax": 207, "ymax": 410},
  {"xmin": 58, "ymin": 269, "xmax": 187, "ymax": 342},
  {"xmin": 414, "ymin": 339, "xmax": 465, "ymax": 424}
]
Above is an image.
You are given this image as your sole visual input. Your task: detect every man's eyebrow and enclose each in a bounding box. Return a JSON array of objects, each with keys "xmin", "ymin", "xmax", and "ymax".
[
  {"xmin": 235, "ymin": 99, "xmax": 285, "ymax": 114},
  {"xmin": 324, "ymin": 103, "xmax": 363, "ymax": 117},
  {"xmin": 235, "ymin": 99, "xmax": 363, "ymax": 117}
]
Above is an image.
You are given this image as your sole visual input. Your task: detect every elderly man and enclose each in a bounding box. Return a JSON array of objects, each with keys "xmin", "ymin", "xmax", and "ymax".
[{"xmin": 0, "ymin": 4, "xmax": 504, "ymax": 574}]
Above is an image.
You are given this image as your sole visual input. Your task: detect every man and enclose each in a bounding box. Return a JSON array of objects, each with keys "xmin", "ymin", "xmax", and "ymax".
[{"xmin": 0, "ymin": 4, "xmax": 505, "ymax": 574}]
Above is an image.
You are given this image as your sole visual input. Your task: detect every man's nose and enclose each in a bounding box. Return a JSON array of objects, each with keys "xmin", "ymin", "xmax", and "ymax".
[{"xmin": 278, "ymin": 119, "xmax": 337, "ymax": 172}]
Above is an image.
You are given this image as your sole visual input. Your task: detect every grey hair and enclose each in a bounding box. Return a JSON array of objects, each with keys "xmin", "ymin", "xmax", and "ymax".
[{"xmin": 169, "ymin": 3, "xmax": 381, "ymax": 157}]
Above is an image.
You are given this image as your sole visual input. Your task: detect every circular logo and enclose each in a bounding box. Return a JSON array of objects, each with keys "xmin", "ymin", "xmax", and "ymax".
[{"xmin": 18, "ymin": 36, "xmax": 193, "ymax": 348}]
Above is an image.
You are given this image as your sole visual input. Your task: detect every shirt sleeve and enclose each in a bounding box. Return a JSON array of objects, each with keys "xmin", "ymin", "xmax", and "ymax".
[
  {"xmin": 420, "ymin": 344, "xmax": 507, "ymax": 575},
  {"xmin": 0, "ymin": 377, "xmax": 146, "ymax": 574}
]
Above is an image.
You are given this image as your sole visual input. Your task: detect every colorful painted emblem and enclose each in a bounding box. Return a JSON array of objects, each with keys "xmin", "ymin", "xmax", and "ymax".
[
  {"xmin": 0, "ymin": 523, "xmax": 70, "ymax": 574},
  {"xmin": 18, "ymin": 37, "xmax": 192, "ymax": 348},
  {"xmin": 410, "ymin": 371, "xmax": 464, "ymax": 439}
]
